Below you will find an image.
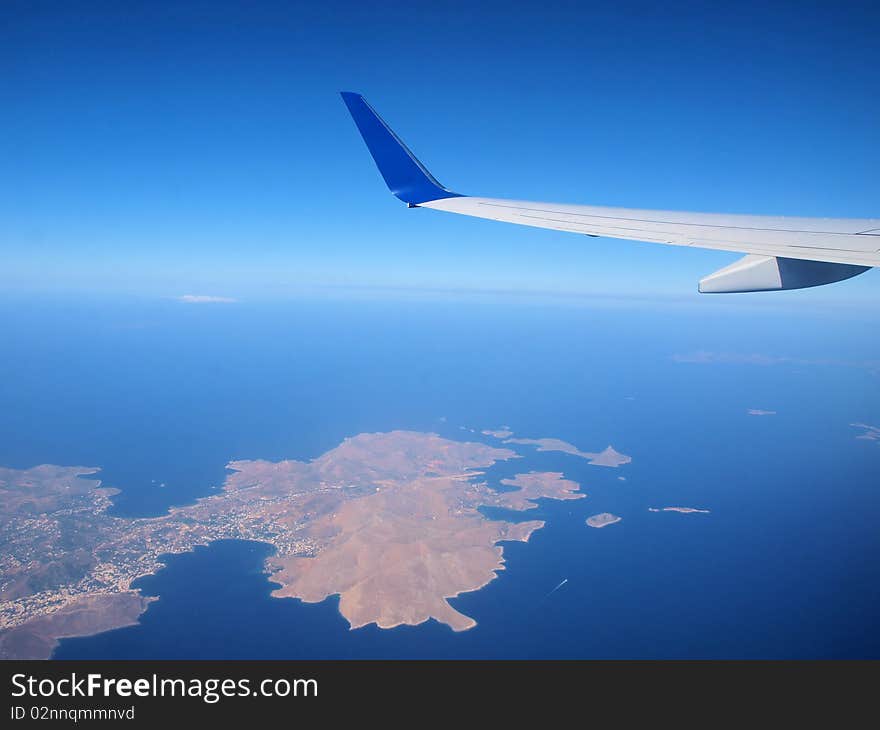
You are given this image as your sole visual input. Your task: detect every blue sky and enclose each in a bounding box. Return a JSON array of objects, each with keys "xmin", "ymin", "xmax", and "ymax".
[{"xmin": 2, "ymin": 0, "xmax": 879, "ymax": 304}]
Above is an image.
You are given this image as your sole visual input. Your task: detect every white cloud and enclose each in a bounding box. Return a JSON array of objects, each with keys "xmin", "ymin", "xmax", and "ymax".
[{"xmin": 177, "ymin": 295, "xmax": 238, "ymax": 304}]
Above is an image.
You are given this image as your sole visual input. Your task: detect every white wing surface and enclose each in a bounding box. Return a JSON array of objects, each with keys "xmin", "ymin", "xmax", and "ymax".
[{"xmin": 342, "ymin": 92, "xmax": 877, "ymax": 292}]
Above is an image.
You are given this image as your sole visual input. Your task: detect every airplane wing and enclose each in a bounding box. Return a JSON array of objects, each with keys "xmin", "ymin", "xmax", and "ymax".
[{"xmin": 341, "ymin": 92, "xmax": 879, "ymax": 293}]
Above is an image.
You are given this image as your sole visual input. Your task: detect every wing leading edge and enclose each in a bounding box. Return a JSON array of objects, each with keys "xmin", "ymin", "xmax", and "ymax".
[{"xmin": 341, "ymin": 91, "xmax": 878, "ymax": 293}]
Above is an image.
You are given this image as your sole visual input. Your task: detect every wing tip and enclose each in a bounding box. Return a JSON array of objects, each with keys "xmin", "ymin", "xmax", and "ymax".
[{"xmin": 339, "ymin": 91, "xmax": 461, "ymax": 205}]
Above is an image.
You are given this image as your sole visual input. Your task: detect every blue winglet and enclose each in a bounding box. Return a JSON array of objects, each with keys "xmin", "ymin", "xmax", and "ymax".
[{"xmin": 340, "ymin": 92, "xmax": 462, "ymax": 206}]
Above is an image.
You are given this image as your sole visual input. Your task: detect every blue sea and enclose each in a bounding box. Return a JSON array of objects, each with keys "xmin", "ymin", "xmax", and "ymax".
[{"xmin": 1, "ymin": 292, "xmax": 878, "ymax": 658}]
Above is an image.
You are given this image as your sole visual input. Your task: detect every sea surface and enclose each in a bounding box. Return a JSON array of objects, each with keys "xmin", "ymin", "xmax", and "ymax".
[{"xmin": 1, "ymin": 292, "xmax": 878, "ymax": 658}]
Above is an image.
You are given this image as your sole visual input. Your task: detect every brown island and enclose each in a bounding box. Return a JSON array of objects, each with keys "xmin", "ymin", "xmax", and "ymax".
[
  {"xmin": 852, "ymin": 423, "xmax": 880, "ymax": 443},
  {"xmin": 648, "ymin": 506, "xmax": 711, "ymax": 514},
  {"xmin": 503, "ymin": 437, "xmax": 631, "ymax": 467},
  {"xmin": 586, "ymin": 513, "xmax": 622, "ymax": 528},
  {"xmin": 482, "ymin": 427, "xmax": 513, "ymax": 439},
  {"xmin": 1, "ymin": 431, "xmax": 590, "ymax": 657}
]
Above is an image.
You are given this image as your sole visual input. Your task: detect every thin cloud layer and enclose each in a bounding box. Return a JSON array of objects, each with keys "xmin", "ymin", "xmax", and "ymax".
[
  {"xmin": 673, "ymin": 351, "xmax": 880, "ymax": 375},
  {"xmin": 177, "ymin": 295, "xmax": 238, "ymax": 304}
]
